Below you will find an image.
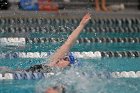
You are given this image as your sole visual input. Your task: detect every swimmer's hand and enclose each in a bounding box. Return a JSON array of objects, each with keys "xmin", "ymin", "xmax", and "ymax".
[{"xmin": 80, "ymin": 13, "xmax": 91, "ymax": 26}]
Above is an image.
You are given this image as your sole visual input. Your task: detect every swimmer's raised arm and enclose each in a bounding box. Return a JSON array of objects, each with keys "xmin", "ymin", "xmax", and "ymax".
[{"xmin": 49, "ymin": 13, "xmax": 91, "ymax": 65}]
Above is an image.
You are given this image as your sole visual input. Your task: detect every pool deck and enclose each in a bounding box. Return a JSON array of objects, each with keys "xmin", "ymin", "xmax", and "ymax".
[{"xmin": 0, "ymin": 8, "xmax": 140, "ymax": 18}]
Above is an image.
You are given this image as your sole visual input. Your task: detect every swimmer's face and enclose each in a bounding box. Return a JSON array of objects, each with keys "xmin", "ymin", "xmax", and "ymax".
[
  {"xmin": 55, "ymin": 57, "xmax": 70, "ymax": 68},
  {"xmin": 45, "ymin": 87, "xmax": 59, "ymax": 93}
]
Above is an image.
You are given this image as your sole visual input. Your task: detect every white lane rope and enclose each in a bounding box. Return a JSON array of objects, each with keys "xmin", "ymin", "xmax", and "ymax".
[
  {"xmin": 0, "ymin": 71, "xmax": 140, "ymax": 80},
  {"xmin": 0, "ymin": 51, "xmax": 140, "ymax": 59}
]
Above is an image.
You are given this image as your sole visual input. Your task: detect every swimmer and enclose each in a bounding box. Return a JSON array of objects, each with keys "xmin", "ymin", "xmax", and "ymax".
[
  {"xmin": 26, "ymin": 13, "xmax": 91, "ymax": 73},
  {"xmin": 0, "ymin": 13, "xmax": 91, "ymax": 73}
]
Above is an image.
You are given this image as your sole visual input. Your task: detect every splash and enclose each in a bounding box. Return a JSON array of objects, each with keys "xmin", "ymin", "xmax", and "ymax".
[
  {"xmin": 36, "ymin": 63, "xmax": 106, "ymax": 93},
  {"xmin": 36, "ymin": 62, "xmax": 139, "ymax": 93}
]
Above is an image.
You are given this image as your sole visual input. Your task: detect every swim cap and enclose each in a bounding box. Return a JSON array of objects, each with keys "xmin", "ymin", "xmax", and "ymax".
[
  {"xmin": 68, "ymin": 53, "xmax": 75, "ymax": 64},
  {"xmin": 68, "ymin": 52, "xmax": 82, "ymax": 67}
]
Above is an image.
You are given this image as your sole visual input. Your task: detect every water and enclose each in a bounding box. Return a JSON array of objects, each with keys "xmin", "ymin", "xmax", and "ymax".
[
  {"xmin": 0, "ymin": 57, "xmax": 140, "ymax": 93},
  {"xmin": 36, "ymin": 65, "xmax": 140, "ymax": 93},
  {"xmin": 0, "ymin": 18, "xmax": 140, "ymax": 93},
  {"xmin": 0, "ymin": 50, "xmax": 140, "ymax": 93}
]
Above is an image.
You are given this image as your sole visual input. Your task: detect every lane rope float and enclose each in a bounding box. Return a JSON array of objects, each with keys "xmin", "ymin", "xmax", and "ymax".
[
  {"xmin": 0, "ymin": 51, "xmax": 140, "ymax": 59},
  {"xmin": 0, "ymin": 71, "xmax": 140, "ymax": 80}
]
